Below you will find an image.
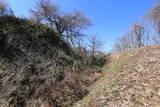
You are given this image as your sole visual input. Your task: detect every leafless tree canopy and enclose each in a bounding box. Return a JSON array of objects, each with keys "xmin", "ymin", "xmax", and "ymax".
[
  {"xmin": 114, "ymin": 24, "xmax": 151, "ymax": 52},
  {"xmin": 88, "ymin": 35, "xmax": 103, "ymax": 57},
  {"xmin": 148, "ymin": 5, "xmax": 160, "ymax": 35},
  {"xmin": 0, "ymin": 0, "xmax": 14, "ymax": 16},
  {"xmin": 147, "ymin": 1, "xmax": 160, "ymax": 44},
  {"xmin": 131, "ymin": 24, "xmax": 145, "ymax": 48},
  {"xmin": 30, "ymin": 0, "xmax": 91, "ymax": 44}
]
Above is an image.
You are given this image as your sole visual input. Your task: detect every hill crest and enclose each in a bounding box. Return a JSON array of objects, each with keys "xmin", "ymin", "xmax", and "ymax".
[{"xmin": 74, "ymin": 45, "xmax": 160, "ymax": 107}]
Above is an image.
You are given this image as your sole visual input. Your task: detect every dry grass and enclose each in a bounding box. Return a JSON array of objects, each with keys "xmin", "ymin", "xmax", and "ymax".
[
  {"xmin": 74, "ymin": 45, "xmax": 160, "ymax": 107},
  {"xmin": 73, "ymin": 51, "xmax": 129, "ymax": 107}
]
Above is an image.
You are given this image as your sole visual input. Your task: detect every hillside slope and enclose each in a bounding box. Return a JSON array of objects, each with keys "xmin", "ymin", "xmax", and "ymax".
[
  {"xmin": 0, "ymin": 16, "xmax": 102, "ymax": 107},
  {"xmin": 74, "ymin": 45, "xmax": 160, "ymax": 107}
]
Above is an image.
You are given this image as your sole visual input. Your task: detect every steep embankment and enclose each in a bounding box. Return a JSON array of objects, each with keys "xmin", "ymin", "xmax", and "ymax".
[
  {"xmin": 0, "ymin": 16, "xmax": 103, "ymax": 107},
  {"xmin": 74, "ymin": 45, "xmax": 160, "ymax": 107}
]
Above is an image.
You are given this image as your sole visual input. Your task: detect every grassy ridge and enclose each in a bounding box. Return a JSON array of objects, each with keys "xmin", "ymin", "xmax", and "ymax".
[{"xmin": 73, "ymin": 52, "xmax": 130, "ymax": 106}]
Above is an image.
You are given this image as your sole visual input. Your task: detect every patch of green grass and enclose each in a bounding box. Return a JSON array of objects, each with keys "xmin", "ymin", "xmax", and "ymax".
[
  {"xmin": 120, "ymin": 71, "xmax": 129, "ymax": 76},
  {"xmin": 156, "ymin": 95, "xmax": 160, "ymax": 104},
  {"xmin": 73, "ymin": 52, "xmax": 132, "ymax": 107},
  {"xmin": 112, "ymin": 79, "xmax": 120, "ymax": 83}
]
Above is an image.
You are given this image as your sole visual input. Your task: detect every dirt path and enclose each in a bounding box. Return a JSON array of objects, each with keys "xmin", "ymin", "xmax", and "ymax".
[{"xmin": 74, "ymin": 45, "xmax": 160, "ymax": 107}]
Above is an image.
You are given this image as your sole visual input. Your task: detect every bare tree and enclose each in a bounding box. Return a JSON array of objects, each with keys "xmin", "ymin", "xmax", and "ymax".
[
  {"xmin": 147, "ymin": 4, "xmax": 160, "ymax": 44},
  {"xmin": 30, "ymin": 0, "xmax": 59, "ymax": 27},
  {"xmin": 62, "ymin": 11, "xmax": 91, "ymax": 44},
  {"xmin": 88, "ymin": 35, "xmax": 103, "ymax": 58},
  {"xmin": 0, "ymin": 0, "xmax": 14, "ymax": 16},
  {"xmin": 131, "ymin": 24, "xmax": 145, "ymax": 48},
  {"xmin": 113, "ymin": 39, "xmax": 124, "ymax": 52},
  {"xmin": 148, "ymin": 5, "xmax": 160, "ymax": 33},
  {"xmin": 152, "ymin": 35, "xmax": 160, "ymax": 44},
  {"xmin": 113, "ymin": 34, "xmax": 131, "ymax": 52},
  {"xmin": 31, "ymin": 0, "xmax": 91, "ymax": 44},
  {"xmin": 114, "ymin": 24, "xmax": 149, "ymax": 52}
]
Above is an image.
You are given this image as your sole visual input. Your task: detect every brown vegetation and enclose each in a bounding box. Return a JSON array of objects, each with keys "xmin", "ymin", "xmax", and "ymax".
[
  {"xmin": 75, "ymin": 45, "xmax": 160, "ymax": 107},
  {"xmin": 0, "ymin": 14, "xmax": 106, "ymax": 107}
]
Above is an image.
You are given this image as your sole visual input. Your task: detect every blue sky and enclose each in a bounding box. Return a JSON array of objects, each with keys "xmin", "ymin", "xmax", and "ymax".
[{"xmin": 5, "ymin": 0, "xmax": 154, "ymax": 52}]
